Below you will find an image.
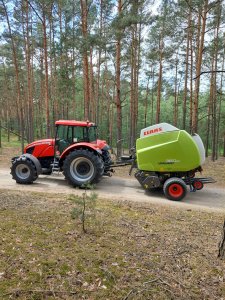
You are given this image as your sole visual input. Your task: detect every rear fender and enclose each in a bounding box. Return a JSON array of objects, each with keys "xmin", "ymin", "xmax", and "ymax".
[{"xmin": 59, "ymin": 143, "xmax": 102, "ymax": 161}]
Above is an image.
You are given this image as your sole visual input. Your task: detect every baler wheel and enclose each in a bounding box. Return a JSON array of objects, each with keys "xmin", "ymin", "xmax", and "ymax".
[
  {"xmin": 192, "ymin": 180, "xmax": 204, "ymax": 190},
  {"xmin": 163, "ymin": 177, "xmax": 187, "ymax": 201},
  {"xmin": 11, "ymin": 158, "xmax": 37, "ymax": 184},
  {"xmin": 63, "ymin": 149, "xmax": 104, "ymax": 187}
]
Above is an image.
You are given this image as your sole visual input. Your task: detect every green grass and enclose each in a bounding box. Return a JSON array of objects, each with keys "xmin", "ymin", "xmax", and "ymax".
[
  {"xmin": 0, "ymin": 190, "xmax": 224, "ymax": 299},
  {"xmin": 0, "ymin": 129, "xmax": 25, "ymax": 148}
]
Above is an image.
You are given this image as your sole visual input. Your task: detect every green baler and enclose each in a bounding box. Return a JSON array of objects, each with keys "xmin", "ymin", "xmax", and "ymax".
[{"xmin": 133, "ymin": 123, "xmax": 214, "ymax": 201}]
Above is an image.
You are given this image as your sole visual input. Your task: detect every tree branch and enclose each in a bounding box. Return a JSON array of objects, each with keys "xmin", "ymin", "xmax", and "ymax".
[
  {"xmin": 26, "ymin": 0, "xmax": 43, "ymax": 24},
  {"xmin": 193, "ymin": 70, "xmax": 225, "ymax": 80},
  {"xmin": 184, "ymin": 0, "xmax": 201, "ymax": 16}
]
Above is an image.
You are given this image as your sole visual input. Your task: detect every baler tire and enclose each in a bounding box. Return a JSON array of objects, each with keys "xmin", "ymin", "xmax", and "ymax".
[
  {"xmin": 192, "ymin": 180, "xmax": 204, "ymax": 190},
  {"xmin": 63, "ymin": 150, "xmax": 104, "ymax": 187},
  {"xmin": 163, "ymin": 177, "xmax": 187, "ymax": 201},
  {"xmin": 11, "ymin": 158, "xmax": 38, "ymax": 184}
]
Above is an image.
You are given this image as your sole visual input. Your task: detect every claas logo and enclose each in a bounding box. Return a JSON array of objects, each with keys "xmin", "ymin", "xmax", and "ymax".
[{"xmin": 144, "ymin": 127, "xmax": 163, "ymax": 136}]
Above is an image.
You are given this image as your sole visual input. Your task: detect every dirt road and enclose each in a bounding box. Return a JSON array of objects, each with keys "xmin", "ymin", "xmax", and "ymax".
[{"xmin": 1, "ymin": 168, "xmax": 225, "ymax": 211}]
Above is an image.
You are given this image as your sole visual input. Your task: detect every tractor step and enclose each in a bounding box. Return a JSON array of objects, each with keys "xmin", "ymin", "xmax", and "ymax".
[{"xmin": 51, "ymin": 159, "xmax": 60, "ymax": 172}]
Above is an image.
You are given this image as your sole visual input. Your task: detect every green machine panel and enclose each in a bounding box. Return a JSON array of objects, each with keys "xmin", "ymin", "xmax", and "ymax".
[{"xmin": 136, "ymin": 130, "xmax": 201, "ymax": 172}]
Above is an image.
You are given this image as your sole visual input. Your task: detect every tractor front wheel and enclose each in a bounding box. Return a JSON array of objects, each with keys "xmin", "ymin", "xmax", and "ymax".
[
  {"xmin": 163, "ymin": 177, "xmax": 187, "ymax": 201},
  {"xmin": 11, "ymin": 158, "xmax": 38, "ymax": 184},
  {"xmin": 63, "ymin": 150, "xmax": 104, "ymax": 187}
]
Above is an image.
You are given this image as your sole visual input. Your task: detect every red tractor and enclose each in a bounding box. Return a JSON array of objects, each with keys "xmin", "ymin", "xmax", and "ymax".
[{"xmin": 11, "ymin": 120, "xmax": 113, "ymax": 186}]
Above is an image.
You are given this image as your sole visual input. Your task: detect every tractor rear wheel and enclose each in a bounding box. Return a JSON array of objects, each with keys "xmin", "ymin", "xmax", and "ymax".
[
  {"xmin": 163, "ymin": 177, "xmax": 187, "ymax": 201},
  {"xmin": 11, "ymin": 158, "xmax": 38, "ymax": 184},
  {"xmin": 63, "ymin": 149, "xmax": 104, "ymax": 187}
]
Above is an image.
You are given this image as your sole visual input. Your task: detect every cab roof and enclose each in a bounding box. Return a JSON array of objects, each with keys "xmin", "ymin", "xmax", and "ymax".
[{"xmin": 55, "ymin": 120, "xmax": 95, "ymax": 127}]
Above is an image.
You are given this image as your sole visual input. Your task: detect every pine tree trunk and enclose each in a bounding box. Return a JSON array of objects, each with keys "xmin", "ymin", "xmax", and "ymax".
[
  {"xmin": 42, "ymin": 12, "xmax": 50, "ymax": 138},
  {"xmin": 151, "ymin": 67, "xmax": 155, "ymax": 125},
  {"xmin": 156, "ymin": 34, "xmax": 163, "ymax": 124},
  {"xmin": 129, "ymin": 29, "xmax": 135, "ymax": 148},
  {"xmin": 144, "ymin": 76, "xmax": 150, "ymax": 128},
  {"xmin": 183, "ymin": 7, "xmax": 192, "ymax": 130},
  {"xmin": 1, "ymin": 0, "xmax": 24, "ymax": 153},
  {"xmin": 216, "ymin": 50, "xmax": 225, "ymax": 159},
  {"xmin": 49, "ymin": 8, "xmax": 55, "ymax": 124},
  {"xmin": 96, "ymin": 0, "xmax": 103, "ymax": 124},
  {"xmin": 192, "ymin": 0, "xmax": 208, "ymax": 133},
  {"xmin": 89, "ymin": 48, "xmax": 95, "ymax": 121},
  {"xmin": 115, "ymin": 0, "xmax": 122, "ymax": 158},
  {"xmin": 211, "ymin": 4, "xmax": 221, "ymax": 161},
  {"xmin": 40, "ymin": 50, "xmax": 44, "ymax": 138},
  {"xmin": 80, "ymin": 0, "xmax": 90, "ymax": 120},
  {"xmin": 205, "ymin": 57, "xmax": 215, "ymax": 157},
  {"xmin": 174, "ymin": 54, "xmax": 178, "ymax": 127},
  {"xmin": 134, "ymin": 21, "xmax": 142, "ymax": 142},
  {"xmin": 24, "ymin": 0, "xmax": 34, "ymax": 142},
  {"xmin": 189, "ymin": 27, "xmax": 193, "ymax": 133},
  {"xmin": 72, "ymin": 4, "xmax": 76, "ymax": 119}
]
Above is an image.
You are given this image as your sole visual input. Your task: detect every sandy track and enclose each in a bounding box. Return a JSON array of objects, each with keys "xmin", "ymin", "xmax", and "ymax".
[{"xmin": 0, "ymin": 168, "xmax": 225, "ymax": 212}]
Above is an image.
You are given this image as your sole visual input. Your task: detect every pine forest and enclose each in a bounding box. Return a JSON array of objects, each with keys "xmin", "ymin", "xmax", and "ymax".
[{"xmin": 0, "ymin": 0, "xmax": 225, "ymax": 158}]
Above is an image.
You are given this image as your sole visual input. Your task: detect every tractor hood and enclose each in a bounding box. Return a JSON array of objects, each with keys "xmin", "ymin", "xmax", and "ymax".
[
  {"xmin": 25, "ymin": 139, "xmax": 55, "ymax": 148},
  {"xmin": 24, "ymin": 139, "xmax": 55, "ymax": 158}
]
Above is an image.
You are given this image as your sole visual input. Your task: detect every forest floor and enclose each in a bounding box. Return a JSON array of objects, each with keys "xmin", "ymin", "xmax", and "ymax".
[
  {"xmin": 0, "ymin": 189, "xmax": 225, "ymax": 300},
  {"xmin": 0, "ymin": 144, "xmax": 225, "ymax": 299}
]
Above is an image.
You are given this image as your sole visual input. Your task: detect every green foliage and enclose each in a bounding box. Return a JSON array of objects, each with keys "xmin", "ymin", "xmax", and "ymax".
[
  {"xmin": 69, "ymin": 185, "xmax": 98, "ymax": 234},
  {"xmin": 0, "ymin": 0, "xmax": 225, "ymax": 158}
]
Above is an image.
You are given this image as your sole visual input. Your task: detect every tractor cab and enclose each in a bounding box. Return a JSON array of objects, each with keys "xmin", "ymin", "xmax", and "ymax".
[{"xmin": 55, "ymin": 120, "xmax": 97, "ymax": 155}]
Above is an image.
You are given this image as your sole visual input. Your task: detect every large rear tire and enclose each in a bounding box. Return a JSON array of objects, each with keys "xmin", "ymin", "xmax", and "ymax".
[
  {"xmin": 63, "ymin": 150, "xmax": 104, "ymax": 187},
  {"xmin": 163, "ymin": 177, "xmax": 187, "ymax": 201},
  {"xmin": 11, "ymin": 158, "xmax": 38, "ymax": 184}
]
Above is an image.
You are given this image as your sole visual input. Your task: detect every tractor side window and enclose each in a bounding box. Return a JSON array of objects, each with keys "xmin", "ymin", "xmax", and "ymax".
[
  {"xmin": 88, "ymin": 126, "xmax": 97, "ymax": 142},
  {"xmin": 68, "ymin": 126, "xmax": 73, "ymax": 144},
  {"xmin": 56, "ymin": 125, "xmax": 70, "ymax": 154},
  {"xmin": 74, "ymin": 126, "xmax": 85, "ymax": 142},
  {"xmin": 57, "ymin": 125, "xmax": 68, "ymax": 140}
]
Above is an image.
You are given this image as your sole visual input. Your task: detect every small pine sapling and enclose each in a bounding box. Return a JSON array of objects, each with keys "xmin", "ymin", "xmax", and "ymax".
[{"xmin": 69, "ymin": 184, "xmax": 98, "ymax": 233}]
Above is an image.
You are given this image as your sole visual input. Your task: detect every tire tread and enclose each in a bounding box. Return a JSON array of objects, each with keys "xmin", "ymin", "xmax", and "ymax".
[
  {"xmin": 163, "ymin": 177, "xmax": 187, "ymax": 201},
  {"xmin": 63, "ymin": 149, "xmax": 104, "ymax": 187}
]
